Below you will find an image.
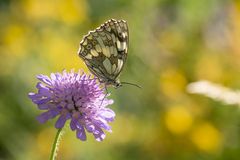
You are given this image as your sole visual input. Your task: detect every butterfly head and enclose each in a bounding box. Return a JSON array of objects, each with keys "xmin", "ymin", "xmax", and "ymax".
[{"xmin": 106, "ymin": 79, "xmax": 122, "ymax": 89}]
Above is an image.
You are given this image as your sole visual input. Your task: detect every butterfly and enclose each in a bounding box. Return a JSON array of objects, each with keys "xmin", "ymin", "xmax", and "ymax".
[{"xmin": 78, "ymin": 19, "xmax": 131, "ymax": 88}]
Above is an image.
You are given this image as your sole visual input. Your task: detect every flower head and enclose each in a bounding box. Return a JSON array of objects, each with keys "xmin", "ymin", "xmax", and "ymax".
[{"xmin": 28, "ymin": 70, "xmax": 115, "ymax": 141}]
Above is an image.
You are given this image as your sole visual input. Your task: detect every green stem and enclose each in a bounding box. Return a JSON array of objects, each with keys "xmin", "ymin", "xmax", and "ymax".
[{"xmin": 49, "ymin": 127, "xmax": 64, "ymax": 160}]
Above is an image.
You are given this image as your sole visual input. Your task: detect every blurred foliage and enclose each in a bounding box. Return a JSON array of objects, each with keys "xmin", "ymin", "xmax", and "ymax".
[{"xmin": 0, "ymin": 0, "xmax": 240, "ymax": 159}]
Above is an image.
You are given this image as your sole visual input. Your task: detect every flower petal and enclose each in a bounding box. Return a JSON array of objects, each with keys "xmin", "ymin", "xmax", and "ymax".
[
  {"xmin": 55, "ymin": 114, "xmax": 70, "ymax": 128},
  {"xmin": 99, "ymin": 109, "xmax": 115, "ymax": 122},
  {"xmin": 36, "ymin": 74, "xmax": 52, "ymax": 85},
  {"xmin": 36, "ymin": 82, "xmax": 51, "ymax": 96},
  {"xmin": 28, "ymin": 93, "xmax": 42, "ymax": 101},
  {"xmin": 70, "ymin": 118, "xmax": 77, "ymax": 130},
  {"xmin": 93, "ymin": 127, "xmax": 106, "ymax": 142},
  {"xmin": 50, "ymin": 73, "xmax": 57, "ymax": 81},
  {"xmin": 93, "ymin": 118, "xmax": 112, "ymax": 131},
  {"xmin": 37, "ymin": 108, "xmax": 60, "ymax": 123},
  {"xmin": 76, "ymin": 126, "xmax": 86, "ymax": 141},
  {"xmin": 37, "ymin": 103, "xmax": 51, "ymax": 110},
  {"xmin": 85, "ymin": 122, "xmax": 95, "ymax": 132},
  {"xmin": 34, "ymin": 97, "xmax": 51, "ymax": 105},
  {"xmin": 36, "ymin": 111, "xmax": 51, "ymax": 123}
]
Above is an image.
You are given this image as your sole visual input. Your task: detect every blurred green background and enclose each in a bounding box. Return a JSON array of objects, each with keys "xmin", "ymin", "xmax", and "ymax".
[{"xmin": 1, "ymin": 0, "xmax": 240, "ymax": 159}]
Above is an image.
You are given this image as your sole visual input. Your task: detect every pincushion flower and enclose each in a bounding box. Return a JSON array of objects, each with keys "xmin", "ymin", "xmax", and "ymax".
[{"xmin": 28, "ymin": 70, "xmax": 115, "ymax": 141}]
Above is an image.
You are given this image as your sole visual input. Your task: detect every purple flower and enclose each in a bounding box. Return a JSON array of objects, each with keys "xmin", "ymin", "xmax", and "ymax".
[{"xmin": 28, "ymin": 70, "xmax": 115, "ymax": 141}]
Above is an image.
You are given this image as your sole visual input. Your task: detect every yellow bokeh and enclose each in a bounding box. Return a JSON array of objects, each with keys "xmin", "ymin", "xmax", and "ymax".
[
  {"xmin": 58, "ymin": 0, "xmax": 88, "ymax": 25},
  {"xmin": 0, "ymin": 23, "xmax": 29, "ymax": 76},
  {"xmin": 36, "ymin": 127, "xmax": 55, "ymax": 159},
  {"xmin": 191, "ymin": 123, "xmax": 222, "ymax": 153},
  {"xmin": 40, "ymin": 31, "xmax": 88, "ymax": 71},
  {"xmin": 195, "ymin": 53, "xmax": 223, "ymax": 81},
  {"xmin": 22, "ymin": 0, "xmax": 88, "ymax": 25},
  {"xmin": 2, "ymin": 23, "xmax": 28, "ymax": 57},
  {"xmin": 165, "ymin": 106, "xmax": 193, "ymax": 135},
  {"xmin": 159, "ymin": 68, "xmax": 187, "ymax": 99},
  {"xmin": 23, "ymin": 0, "xmax": 58, "ymax": 20}
]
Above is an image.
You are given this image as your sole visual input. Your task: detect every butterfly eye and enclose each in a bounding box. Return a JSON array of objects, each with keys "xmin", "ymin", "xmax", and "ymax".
[{"xmin": 114, "ymin": 82, "xmax": 122, "ymax": 88}]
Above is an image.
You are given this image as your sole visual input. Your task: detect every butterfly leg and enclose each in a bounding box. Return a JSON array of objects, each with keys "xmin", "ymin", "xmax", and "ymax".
[{"xmin": 100, "ymin": 84, "xmax": 108, "ymax": 107}]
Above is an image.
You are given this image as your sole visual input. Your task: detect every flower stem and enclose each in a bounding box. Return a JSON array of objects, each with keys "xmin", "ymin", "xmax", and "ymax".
[{"xmin": 49, "ymin": 127, "xmax": 64, "ymax": 160}]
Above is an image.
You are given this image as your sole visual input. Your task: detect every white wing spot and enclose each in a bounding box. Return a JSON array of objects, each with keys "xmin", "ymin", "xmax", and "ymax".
[
  {"xmin": 90, "ymin": 49, "xmax": 99, "ymax": 57},
  {"xmin": 117, "ymin": 41, "xmax": 126, "ymax": 51},
  {"xmin": 116, "ymin": 59, "xmax": 123, "ymax": 73},
  {"xmin": 87, "ymin": 35, "xmax": 93, "ymax": 39},
  {"xmin": 102, "ymin": 46, "xmax": 111, "ymax": 58},
  {"xmin": 85, "ymin": 54, "xmax": 92, "ymax": 59},
  {"xmin": 95, "ymin": 44, "xmax": 102, "ymax": 52},
  {"xmin": 103, "ymin": 58, "xmax": 112, "ymax": 74},
  {"xmin": 122, "ymin": 33, "xmax": 126, "ymax": 38},
  {"xmin": 83, "ymin": 40, "xmax": 87, "ymax": 45},
  {"xmin": 122, "ymin": 42, "xmax": 127, "ymax": 51}
]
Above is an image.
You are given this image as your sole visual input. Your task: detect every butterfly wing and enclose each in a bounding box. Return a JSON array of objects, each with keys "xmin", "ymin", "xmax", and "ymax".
[{"xmin": 78, "ymin": 19, "xmax": 129, "ymax": 83}]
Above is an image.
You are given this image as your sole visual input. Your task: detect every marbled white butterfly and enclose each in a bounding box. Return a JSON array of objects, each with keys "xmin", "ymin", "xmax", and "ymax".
[{"xmin": 78, "ymin": 19, "xmax": 140, "ymax": 88}]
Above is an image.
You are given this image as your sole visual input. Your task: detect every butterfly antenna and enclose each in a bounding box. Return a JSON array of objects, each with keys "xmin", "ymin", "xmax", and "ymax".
[{"xmin": 121, "ymin": 82, "xmax": 142, "ymax": 89}]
